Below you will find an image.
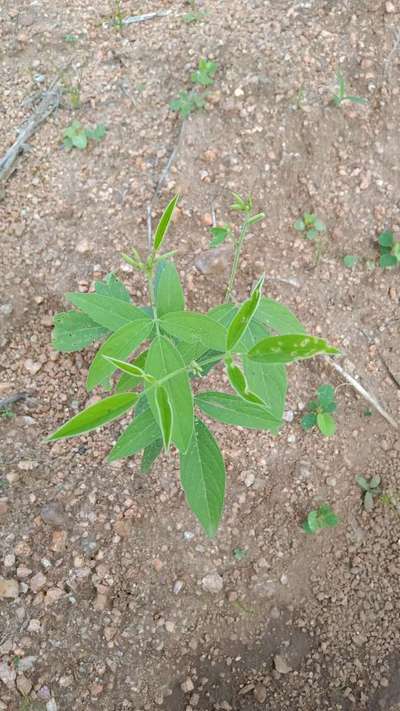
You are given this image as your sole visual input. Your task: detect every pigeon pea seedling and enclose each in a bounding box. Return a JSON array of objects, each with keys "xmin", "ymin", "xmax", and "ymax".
[
  {"xmin": 170, "ymin": 57, "xmax": 218, "ymax": 119},
  {"xmin": 293, "ymin": 213, "xmax": 326, "ymax": 241},
  {"xmin": 48, "ymin": 194, "xmax": 339, "ymax": 536},
  {"xmin": 63, "ymin": 121, "xmax": 107, "ymax": 151},
  {"xmin": 301, "ymin": 384, "xmax": 337, "ymax": 437}
]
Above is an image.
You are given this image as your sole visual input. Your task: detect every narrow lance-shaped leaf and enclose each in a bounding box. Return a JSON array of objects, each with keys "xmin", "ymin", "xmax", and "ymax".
[
  {"xmin": 108, "ymin": 406, "xmax": 161, "ymax": 462},
  {"xmin": 155, "ymin": 386, "xmax": 173, "ymax": 451},
  {"xmin": 102, "ymin": 355, "xmax": 155, "ymax": 383},
  {"xmin": 226, "ymin": 275, "xmax": 264, "ymax": 351},
  {"xmin": 115, "ymin": 350, "xmax": 149, "ymax": 392},
  {"xmin": 180, "ymin": 418, "xmax": 225, "ymax": 537},
  {"xmin": 248, "ymin": 334, "xmax": 339, "ymax": 364},
  {"xmin": 155, "ymin": 259, "xmax": 185, "ymax": 317},
  {"xmin": 47, "ymin": 393, "xmax": 138, "ymax": 441},
  {"xmin": 141, "ymin": 439, "xmax": 163, "ymax": 474},
  {"xmin": 153, "ymin": 194, "xmax": 179, "ymax": 252},
  {"xmin": 87, "ymin": 319, "xmax": 153, "ymax": 391},
  {"xmin": 225, "ymin": 358, "xmax": 264, "ymax": 405},
  {"xmin": 52, "ymin": 311, "xmax": 109, "ymax": 353},
  {"xmin": 196, "ymin": 392, "xmax": 281, "ymax": 433},
  {"xmin": 66, "ymin": 293, "xmax": 151, "ymax": 332}
]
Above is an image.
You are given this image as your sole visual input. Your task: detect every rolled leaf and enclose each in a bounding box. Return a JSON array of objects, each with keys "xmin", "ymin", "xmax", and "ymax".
[
  {"xmin": 226, "ymin": 275, "xmax": 264, "ymax": 351},
  {"xmin": 153, "ymin": 194, "xmax": 179, "ymax": 252},
  {"xmin": 48, "ymin": 393, "xmax": 138, "ymax": 441},
  {"xmin": 180, "ymin": 418, "xmax": 225, "ymax": 537},
  {"xmin": 225, "ymin": 359, "xmax": 264, "ymax": 405}
]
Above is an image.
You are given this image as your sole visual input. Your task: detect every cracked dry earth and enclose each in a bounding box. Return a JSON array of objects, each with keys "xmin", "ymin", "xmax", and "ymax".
[{"xmin": 1, "ymin": 0, "xmax": 400, "ymax": 709}]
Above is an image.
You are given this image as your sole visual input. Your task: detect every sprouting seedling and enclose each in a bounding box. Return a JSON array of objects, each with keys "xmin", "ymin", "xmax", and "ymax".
[
  {"xmin": 112, "ymin": 0, "xmax": 124, "ymax": 30},
  {"xmin": 62, "ymin": 79, "xmax": 81, "ymax": 110},
  {"xmin": 63, "ymin": 121, "xmax": 107, "ymax": 151},
  {"xmin": 169, "ymin": 91, "xmax": 205, "ymax": 119},
  {"xmin": 332, "ymin": 73, "xmax": 367, "ymax": 107},
  {"xmin": 48, "ymin": 194, "xmax": 339, "ymax": 537},
  {"xmin": 356, "ymin": 475, "xmax": 381, "ymax": 512},
  {"xmin": 293, "ymin": 213, "xmax": 325, "ymax": 240},
  {"xmin": 377, "ymin": 230, "xmax": 400, "ymax": 268},
  {"xmin": 191, "ymin": 58, "xmax": 218, "ymax": 87},
  {"xmin": 170, "ymin": 56, "xmax": 217, "ymax": 119},
  {"xmin": 302, "ymin": 504, "xmax": 339, "ymax": 534},
  {"xmin": 183, "ymin": 0, "xmax": 207, "ymax": 23},
  {"xmin": 343, "ymin": 255, "xmax": 359, "ymax": 269},
  {"xmin": 301, "ymin": 384, "xmax": 336, "ymax": 436},
  {"xmin": 233, "ymin": 547, "xmax": 247, "ymax": 561}
]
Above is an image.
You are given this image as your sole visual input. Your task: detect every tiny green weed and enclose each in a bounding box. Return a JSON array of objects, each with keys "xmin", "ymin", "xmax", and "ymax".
[
  {"xmin": 64, "ymin": 33, "xmax": 80, "ymax": 43},
  {"xmin": 183, "ymin": 0, "xmax": 207, "ymax": 23},
  {"xmin": 343, "ymin": 255, "xmax": 359, "ymax": 269},
  {"xmin": 48, "ymin": 193, "xmax": 339, "ymax": 537},
  {"xmin": 112, "ymin": 0, "xmax": 124, "ymax": 30},
  {"xmin": 356, "ymin": 475, "xmax": 381, "ymax": 512},
  {"xmin": 63, "ymin": 121, "xmax": 107, "ymax": 151},
  {"xmin": 191, "ymin": 58, "xmax": 218, "ymax": 87},
  {"xmin": 302, "ymin": 504, "xmax": 339, "ymax": 534},
  {"xmin": 301, "ymin": 384, "xmax": 336, "ymax": 436},
  {"xmin": 63, "ymin": 80, "xmax": 81, "ymax": 110},
  {"xmin": 377, "ymin": 230, "xmax": 400, "ymax": 268},
  {"xmin": 233, "ymin": 546, "xmax": 247, "ymax": 561},
  {"xmin": 169, "ymin": 91, "xmax": 205, "ymax": 119},
  {"xmin": 170, "ymin": 57, "xmax": 218, "ymax": 119},
  {"xmin": 332, "ymin": 73, "xmax": 367, "ymax": 107},
  {"xmin": 293, "ymin": 212, "xmax": 325, "ymax": 241},
  {"xmin": 0, "ymin": 407, "xmax": 15, "ymax": 419}
]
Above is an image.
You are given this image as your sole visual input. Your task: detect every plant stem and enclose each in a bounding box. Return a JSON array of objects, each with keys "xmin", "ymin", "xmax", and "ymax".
[
  {"xmin": 146, "ymin": 261, "xmax": 160, "ymax": 337},
  {"xmin": 224, "ymin": 219, "xmax": 249, "ymax": 303}
]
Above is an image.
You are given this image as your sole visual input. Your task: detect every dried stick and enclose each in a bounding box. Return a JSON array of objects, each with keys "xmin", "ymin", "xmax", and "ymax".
[
  {"xmin": 0, "ymin": 76, "xmax": 62, "ymax": 186},
  {"xmin": 123, "ymin": 11, "xmax": 170, "ymax": 26},
  {"xmin": 0, "ymin": 392, "xmax": 29, "ymax": 410},
  {"xmin": 326, "ymin": 357, "xmax": 398, "ymax": 429}
]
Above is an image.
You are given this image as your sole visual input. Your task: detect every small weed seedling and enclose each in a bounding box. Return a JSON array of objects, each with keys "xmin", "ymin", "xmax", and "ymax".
[
  {"xmin": 170, "ymin": 57, "xmax": 218, "ymax": 119},
  {"xmin": 233, "ymin": 546, "xmax": 247, "ymax": 561},
  {"xmin": 183, "ymin": 0, "xmax": 207, "ymax": 23},
  {"xmin": 64, "ymin": 33, "xmax": 80, "ymax": 43},
  {"xmin": 301, "ymin": 384, "xmax": 336, "ymax": 436},
  {"xmin": 169, "ymin": 91, "xmax": 205, "ymax": 119},
  {"xmin": 343, "ymin": 255, "xmax": 359, "ymax": 269},
  {"xmin": 62, "ymin": 79, "xmax": 81, "ymax": 110},
  {"xmin": 356, "ymin": 475, "xmax": 381, "ymax": 512},
  {"xmin": 377, "ymin": 230, "xmax": 400, "ymax": 268},
  {"xmin": 48, "ymin": 194, "xmax": 338, "ymax": 536},
  {"xmin": 294, "ymin": 212, "xmax": 325, "ymax": 241},
  {"xmin": 332, "ymin": 73, "xmax": 367, "ymax": 107},
  {"xmin": 302, "ymin": 504, "xmax": 339, "ymax": 534},
  {"xmin": 63, "ymin": 121, "xmax": 106, "ymax": 151},
  {"xmin": 112, "ymin": 0, "xmax": 124, "ymax": 30}
]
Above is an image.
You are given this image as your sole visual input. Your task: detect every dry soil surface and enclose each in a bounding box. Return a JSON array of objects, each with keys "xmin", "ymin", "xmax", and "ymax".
[{"xmin": 1, "ymin": 1, "xmax": 400, "ymax": 710}]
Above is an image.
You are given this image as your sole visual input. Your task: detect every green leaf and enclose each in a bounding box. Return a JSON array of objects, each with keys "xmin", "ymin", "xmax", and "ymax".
[
  {"xmin": 356, "ymin": 475, "xmax": 370, "ymax": 492},
  {"xmin": 317, "ymin": 412, "xmax": 336, "ymax": 436},
  {"xmin": 303, "ymin": 510, "xmax": 318, "ymax": 534},
  {"xmin": 86, "ymin": 320, "xmax": 152, "ymax": 390},
  {"xmin": 346, "ymin": 95, "xmax": 367, "ymax": 105},
  {"xmin": 226, "ymin": 276, "xmax": 264, "ymax": 351},
  {"xmin": 318, "ymin": 504, "xmax": 339, "ymax": 528},
  {"xmin": 65, "ymin": 293, "xmax": 151, "ymax": 331},
  {"xmin": 141, "ymin": 439, "xmax": 163, "ymax": 474},
  {"xmin": 241, "ymin": 320, "xmax": 287, "ymax": 420},
  {"xmin": 155, "ymin": 386, "xmax": 173, "ymax": 451},
  {"xmin": 225, "ymin": 359, "xmax": 264, "ymax": 405},
  {"xmin": 246, "ymin": 212, "xmax": 265, "ymax": 226},
  {"xmin": 317, "ymin": 384, "xmax": 335, "ymax": 409},
  {"xmin": 293, "ymin": 219, "xmax": 305, "ymax": 231},
  {"xmin": 248, "ymin": 334, "xmax": 339, "ymax": 363},
  {"xmin": 370, "ymin": 475, "xmax": 381, "ymax": 489},
  {"xmin": 343, "ymin": 255, "xmax": 358, "ymax": 268},
  {"xmin": 73, "ymin": 132, "xmax": 88, "ymax": 150},
  {"xmin": 209, "ymin": 226, "xmax": 230, "ymax": 248},
  {"xmin": 95, "ymin": 273, "xmax": 131, "ymax": 302},
  {"xmin": 115, "ymin": 350, "xmax": 148, "ymax": 392},
  {"xmin": 301, "ymin": 413, "xmax": 317, "ymax": 430},
  {"xmin": 379, "ymin": 253, "xmax": 398, "ymax": 268},
  {"xmin": 180, "ymin": 418, "xmax": 225, "ymax": 537},
  {"xmin": 52, "ymin": 311, "xmax": 109, "ymax": 352},
  {"xmin": 145, "ymin": 336, "xmax": 194, "ymax": 452},
  {"xmin": 48, "ymin": 393, "xmax": 138, "ymax": 441},
  {"xmin": 63, "ymin": 136, "xmax": 73, "ymax": 150},
  {"xmin": 153, "ymin": 194, "xmax": 179, "ymax": 252},
  {"xmin": 160, "ymin": 312, "xmax": 227, "ymax": 352},
  {"xmin": 378, "ymin": 230, "xmax": 394, "ymax": 248},
  {"xmin": 314, "ymin": 218, "xmax": 326, "ymax": 232},
  {"xmin": 196, "ymin": 392, "xmax": 281, "ymax": 433},
  {"xmin": 256, "ymin": 297, "xmax": 306, "ymax": 335},
  {"xmin": 155, "ymin": 260, "xmax": 185, "ymax": 317},
  {"xmin": 108, "ymin": 406, "xmax": 161, "ymax": 461},
  {"xmin": 87, "ymin": 124, "xmax": 107, "ymax": 141},
  {"xmin": 307, "ymin": 227, "xmax": 318, "ymax": 240}
]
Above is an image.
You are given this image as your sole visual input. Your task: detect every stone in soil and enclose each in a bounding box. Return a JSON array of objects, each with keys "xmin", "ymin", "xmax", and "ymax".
[
  {"xmin": 0, "ymin": 577, "xmax": 19, "ymax": 599},
  {"xmin": 201, "ymin": 572, "xmax": 224, "ymax": 593}
]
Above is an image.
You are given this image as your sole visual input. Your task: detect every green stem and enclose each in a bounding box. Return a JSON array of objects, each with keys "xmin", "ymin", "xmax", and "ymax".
[
  {"xmin": 224, "ymin": 219, "xmax": 250, "ymax": 303},
  {"xmin": 146, "ymin": 261, "xmax": 160, "ymax": 337}
]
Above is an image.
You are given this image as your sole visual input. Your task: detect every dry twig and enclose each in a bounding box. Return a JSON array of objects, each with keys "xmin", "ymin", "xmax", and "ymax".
[{"xmin": 123, "ymin": 10, "xmax": 170, "ymax": 26}]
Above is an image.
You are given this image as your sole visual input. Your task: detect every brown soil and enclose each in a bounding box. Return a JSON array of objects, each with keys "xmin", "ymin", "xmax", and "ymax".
[{"xmin": 1, "ymin": 1, "xmax": 400, "ymax": 710}]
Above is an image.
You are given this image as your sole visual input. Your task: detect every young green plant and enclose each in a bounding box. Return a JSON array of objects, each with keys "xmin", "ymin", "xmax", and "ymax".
[
  {"xmin": 356, "ymin": 475, "xmax": 381, "ymax": 512},
  {"xmin": 293, "ymin": 212, "xmax": 326, "ymax": 265},
  {"xmin": 170, "ymin": 57, "xmax": 218, "ymax": 119},
  {"xmin": 183, "ymin": 0, "xmax": 207, "ymax": 23},
  {"xmin": 63, "ymin": 121, "xmax": 107, "ymax": 151},
  {"xmin": 332, "ymin": 73, "xmax": 367, "ymax": 107},
  {"xmin": 48, "ymin": 194, "xmax": 339, "ymax": 537},
  {"xmin": 377, "ymin": 230, "xmax": 400, "ymax": 268},
  {"xmin": 301, "ymin": 384, "xmax": 336, "ymax": 436},
  {"xmin": 302, "ymin": 504, "xmax": 339, "ymax": 534}
]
